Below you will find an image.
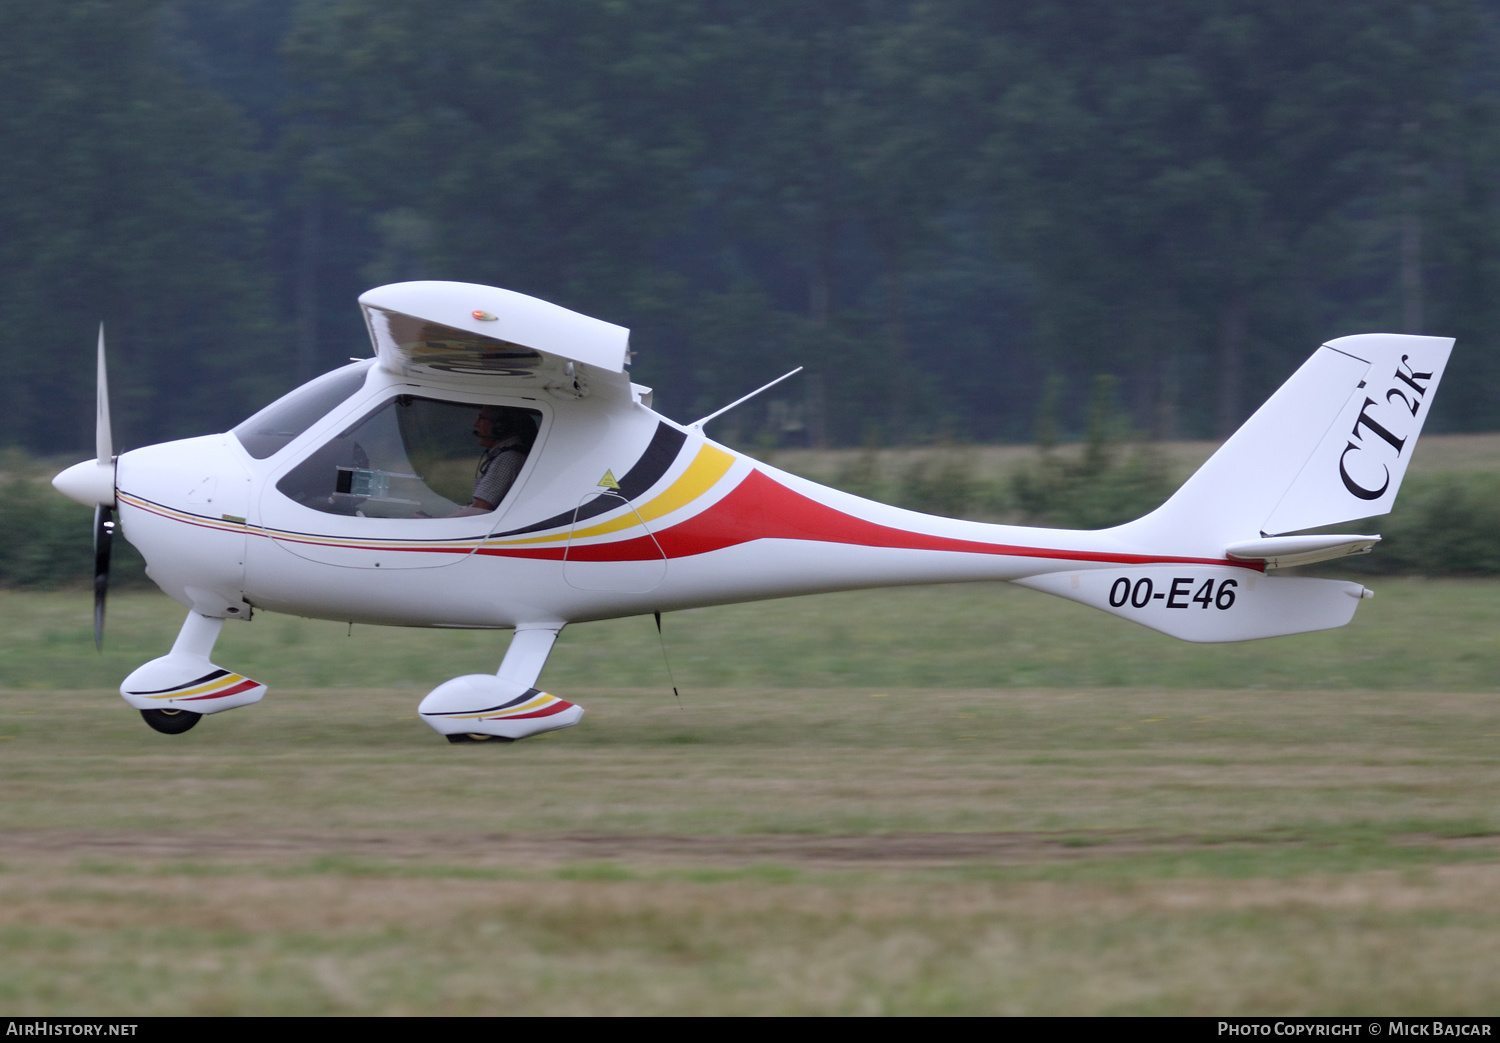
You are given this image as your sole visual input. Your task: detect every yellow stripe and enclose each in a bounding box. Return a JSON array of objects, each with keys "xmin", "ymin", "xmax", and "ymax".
[
  {"xmin": 273, "ymin": 532, "xmax": 473, "ymax": 551},
  {"xmin": 145, "ymin": 674, "xmax": 247, "ymax": 700},
  {"xmin": 124, "ymin": 496, "xmax": 241, "ymax": 530},
  {"xmin": 444, "ymin": 695, "xmax": 554, "ymax": 721},
  {"xmin": 490, "ymin": 444, "xmax": 735, "ymax": 547},
  {"xmin": 490, "ymin": 695, "xmax": 554, "ymax": 718}
]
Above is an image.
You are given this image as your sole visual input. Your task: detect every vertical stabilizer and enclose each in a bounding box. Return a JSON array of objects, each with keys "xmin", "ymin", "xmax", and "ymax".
[
  {"xmin": 1260, "ymin": 334, "xmax": 1451, "ymax": 535},
  {"xmin": 1122, "ymin": 334, "xmax": 1451, "ymax": 556}
]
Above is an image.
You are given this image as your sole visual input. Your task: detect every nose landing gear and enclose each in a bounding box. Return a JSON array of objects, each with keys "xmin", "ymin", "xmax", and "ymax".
[{"xmin": 121, "ymin": 611, "xmax": 265, "ymax": 734}]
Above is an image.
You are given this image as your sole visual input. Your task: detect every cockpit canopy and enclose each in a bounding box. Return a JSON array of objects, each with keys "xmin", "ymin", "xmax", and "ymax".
[
  {"xmin": 275, "ymin": 395, "xmax": 539, "ymax": 519},
  {"xmin": 232, "ymin": 362, "xmax": 371, "ymax": 460},
  {"xmin": 234, "ymin": 363, "xmax": 541, "ymax": 520}
]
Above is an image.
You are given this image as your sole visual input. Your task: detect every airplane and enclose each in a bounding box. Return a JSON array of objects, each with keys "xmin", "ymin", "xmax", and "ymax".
[{"xmin": 52, "ymin": 281, "xmax": 1452, "ymax": 743}]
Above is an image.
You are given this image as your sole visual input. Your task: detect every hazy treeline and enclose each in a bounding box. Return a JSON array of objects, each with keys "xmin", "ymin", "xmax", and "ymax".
[{"xmin": 4, "ymin": 0, "xmax": 1499, "ymax": 454}]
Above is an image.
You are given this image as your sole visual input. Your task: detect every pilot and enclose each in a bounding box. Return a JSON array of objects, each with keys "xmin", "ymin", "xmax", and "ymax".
[{"xmin": 466, "ymin": 405, "xmax": 533, "ymax": 513}]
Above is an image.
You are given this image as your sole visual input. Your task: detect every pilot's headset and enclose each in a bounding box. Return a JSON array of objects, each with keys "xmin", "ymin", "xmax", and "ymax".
[{"xmin": 479, "ymin": 406, "xmax": 536, "ymax": 448}]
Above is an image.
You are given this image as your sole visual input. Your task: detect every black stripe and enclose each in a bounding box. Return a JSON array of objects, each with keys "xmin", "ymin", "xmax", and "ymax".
[
  {"xmin": 492, "ymin": 422, "xmax": 687, "ymax": 537},
  {"xmin": 126, "ymin": 668, "xmax": 229, "ymax": 696},
  {"xmin": 421, "ymin": 687, "xmax": 541, "ymax": 716}
]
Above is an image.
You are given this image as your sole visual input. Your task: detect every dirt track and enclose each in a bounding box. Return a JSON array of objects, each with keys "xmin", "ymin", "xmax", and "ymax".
[
  {"xmin": 0, "ymin": 828, "xmax": 1189, "ymax": 869},
  {"xmin": 6, "ymin": 828, "xmax": 1494, "ymax": 870}
]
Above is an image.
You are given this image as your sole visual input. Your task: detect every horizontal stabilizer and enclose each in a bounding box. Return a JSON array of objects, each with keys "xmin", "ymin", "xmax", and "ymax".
[
  {"xmin": 1015, "ymin": 565, "xmax": 1370, "ymax": 643},
  {"xmin": 1226, "ymin": 534, "xmax": 1379, "ymax": 569}
]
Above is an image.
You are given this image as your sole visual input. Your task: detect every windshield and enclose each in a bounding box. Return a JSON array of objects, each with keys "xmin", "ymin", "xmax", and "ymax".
[{"xmin": 233, "ymin": 363, "xmax": 372, "ymax": 459}]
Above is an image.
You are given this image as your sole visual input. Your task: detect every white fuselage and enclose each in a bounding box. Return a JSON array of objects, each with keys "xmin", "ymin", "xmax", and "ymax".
[{"xmin": 115, "ymin": 361, "xmax": 1211, "ymax": 630}]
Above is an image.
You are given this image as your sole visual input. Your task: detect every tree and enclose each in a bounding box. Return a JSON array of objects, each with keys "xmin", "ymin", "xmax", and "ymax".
[
  {"xmin": 0, "ymin": 0, "xmax": 274, "ymax": 452},
  {"xmin": 965, "ymin": 0, "xmax": 1479, "ymax": 437}
]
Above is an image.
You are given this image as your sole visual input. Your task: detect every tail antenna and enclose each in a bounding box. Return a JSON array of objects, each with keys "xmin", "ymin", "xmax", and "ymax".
[{"xmin": 690, "ymin": 367, "xmax": 803, "ymax": 430}]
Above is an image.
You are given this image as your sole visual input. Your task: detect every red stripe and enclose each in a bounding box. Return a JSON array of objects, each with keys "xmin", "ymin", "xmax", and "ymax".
[
  {"xmin": 491, "ymin": 701, "xmax": 574, "ymax": 720},
  {"xmin": 123, "ymin": 496, "xmax": 476, "ymax": 555},
  {"xmin": 481, "ymin": 546, "xmax": 567, "ymax": 560},
  {"xmin": 480, "ymin": 469, "xmax": 1249, "ymax": 570},
  {"xmin": 268, "ymin": 532, "xmax": 466, "ymax": 554},
  {"xmin": 179, "ymin": 679, "xmax": 261, "ymax": 702}
]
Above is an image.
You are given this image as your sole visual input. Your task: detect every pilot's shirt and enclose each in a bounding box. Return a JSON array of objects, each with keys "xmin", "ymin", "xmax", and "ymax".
[{"xmin": 473, "ymin": 435, "xmax": 526, "ymax": 508}]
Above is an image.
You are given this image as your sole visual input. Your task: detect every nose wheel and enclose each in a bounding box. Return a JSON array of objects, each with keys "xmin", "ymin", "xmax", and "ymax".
[{"xmin": 140, "ymin": 708, "xmax": 202, "ymax": 735}]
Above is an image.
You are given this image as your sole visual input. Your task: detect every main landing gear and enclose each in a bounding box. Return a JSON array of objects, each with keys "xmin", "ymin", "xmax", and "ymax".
[
  {"xmin": 419, "ymin": 626, "xmax": 586, "ymax": 744},
  {"xmin": 140, "ymin": 708, "xmax": 202, "ymax": 734}
]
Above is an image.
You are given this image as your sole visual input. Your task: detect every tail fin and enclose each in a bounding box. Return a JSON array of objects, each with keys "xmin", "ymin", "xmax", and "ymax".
[{"xmin": 1121, "ymin": 333, "xmax": 1452, "ymax": 557}]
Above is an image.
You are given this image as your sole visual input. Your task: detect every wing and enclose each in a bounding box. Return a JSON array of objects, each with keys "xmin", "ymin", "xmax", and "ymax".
[{"xmin": 358, "ymin": 281, "xmax": 634, "ymax": 399}]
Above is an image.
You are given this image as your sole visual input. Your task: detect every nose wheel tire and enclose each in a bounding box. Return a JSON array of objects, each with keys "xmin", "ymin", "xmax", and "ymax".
[
  {"xmin": 447, "ymin": 732, "xmax": 515, "ymax": 744},
  {"xmin": 140, "ymin": 708, "xmax": 202, "ymax": 735}
]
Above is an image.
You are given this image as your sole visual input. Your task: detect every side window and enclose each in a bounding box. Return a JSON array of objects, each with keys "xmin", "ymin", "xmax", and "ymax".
[
  {"xmin": 233, "ymin": 363, "xmax": 371, "ymax": 459},
  {"xmin": 275, "ymin": 396, "xmax": 541, "ymax": 519}
]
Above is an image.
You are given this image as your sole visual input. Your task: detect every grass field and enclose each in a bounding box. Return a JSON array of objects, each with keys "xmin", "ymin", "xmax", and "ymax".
[{"xmin": 1, "ymin": 579, "xmax": 1498, "ymax": 1014}]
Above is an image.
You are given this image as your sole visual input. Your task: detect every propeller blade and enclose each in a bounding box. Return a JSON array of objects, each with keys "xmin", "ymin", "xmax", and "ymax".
[
  {"xmin": 96, "ymin": 323, "xmax": 113, "ymax": 466},
  {"xmin": 93, "ymin": 504, "xmax": 114, "ymax": 651}
]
